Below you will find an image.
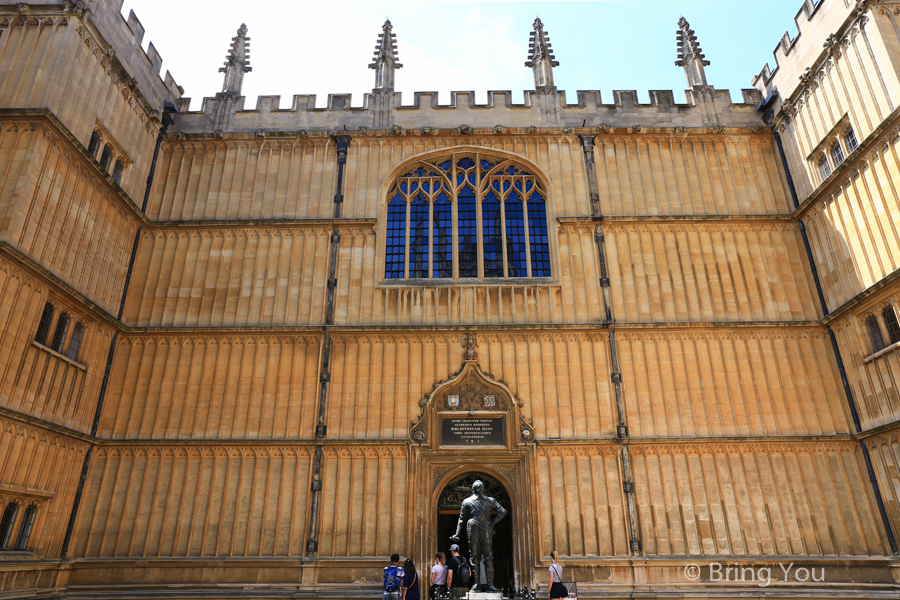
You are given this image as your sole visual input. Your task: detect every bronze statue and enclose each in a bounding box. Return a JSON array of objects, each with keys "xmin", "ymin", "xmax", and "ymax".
[{"xmin": 450, "ymin": 480, "xmax": 508, "ymax": 592}]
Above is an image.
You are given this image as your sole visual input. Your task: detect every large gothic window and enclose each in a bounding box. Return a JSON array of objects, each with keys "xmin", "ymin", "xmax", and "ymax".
[{"xmin": 384, "ymin": 154, "xmax": 552, "ymax": 280}]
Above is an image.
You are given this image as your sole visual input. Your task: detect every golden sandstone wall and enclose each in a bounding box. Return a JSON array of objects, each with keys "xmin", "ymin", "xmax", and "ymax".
[{"xmin": 2, "ymin": 0, "xmax": 900, "ymax": 598}]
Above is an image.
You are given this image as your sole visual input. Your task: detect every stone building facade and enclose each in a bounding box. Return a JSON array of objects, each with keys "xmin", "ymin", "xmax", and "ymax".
[{"xmin": 0, "ymin": 0, "xmax": 899, "ymax": 597}]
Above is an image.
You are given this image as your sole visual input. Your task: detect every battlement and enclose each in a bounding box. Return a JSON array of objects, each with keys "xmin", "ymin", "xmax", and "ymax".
[
  {"xmin": 173, "ymin": 87, "xmax": 765, "ymax": 135},
  {"xmin": 753, "ymin": 0, "xmax": 855, "ymax": 101},
  {"xmin": 11, "ymin": 0, "xmax": 184, "ymax": 110}
]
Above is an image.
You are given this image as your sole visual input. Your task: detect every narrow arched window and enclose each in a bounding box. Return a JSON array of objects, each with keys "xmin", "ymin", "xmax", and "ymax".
[
  {"xmin": 831, "ymin": 142, "xmax": 845, "ymax": 166},
  {"xmin": 66, "ymin": 322, "xmax": 84, "ymax": 361},
  {"xmin": 50, "ymin": 313, "xmax": 69, "ymax": 353},
  {"xmin": 34, "ymin": 302, "xmax": 53, "ymax": 345},
  {"xmin": 884, "ymin": 307, "xmax": 900, "ymax": 345},
  {"xmin": 818, "ymin": 156, "xmax": 831, "ymax": 180},
  {"xmin": 867, "ymin": 315, "xmax": 886, "ymax": 353},
  {"xmin": 99, "ymin": 145, "xmax": 112, "ymax": 170},
  {"xmin": 382, "ymin": 154, "xmax": 551, "ymax": 281},
  {"xmin": 112, "ymin": 160, "xmax": 123, "ymax": 184},
  {"xmin": 87, "ymin": 131, "xmax": 100, "ymax": 157},
  {"xmin": 845, "ymin": 127, "xmax": 859, "ymax": 151},
  {"xmin": 0, "ymin": 502, "xmax": 19, "ymax": 549},
  {"xmin": 13, "ymin": 504, "xmax": 36, "ymax": 551}
]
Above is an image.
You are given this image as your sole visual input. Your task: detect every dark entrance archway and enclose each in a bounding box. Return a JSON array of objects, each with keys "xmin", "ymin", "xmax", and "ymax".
[{"xmin": 436, "ymin": 473, "xmax": 514, "ymax": 593}]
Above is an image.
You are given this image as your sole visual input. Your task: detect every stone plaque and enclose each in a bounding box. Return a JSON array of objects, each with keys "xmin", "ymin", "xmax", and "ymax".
[{"xmin": 442, "ymin": 417, "xmax": 506, "ymax": 446}]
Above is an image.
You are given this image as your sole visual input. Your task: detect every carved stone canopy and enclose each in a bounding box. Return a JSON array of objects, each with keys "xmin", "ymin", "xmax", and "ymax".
[{"xmin": 409, "ymin": 336, "xmax": 536, "ymax": 447}]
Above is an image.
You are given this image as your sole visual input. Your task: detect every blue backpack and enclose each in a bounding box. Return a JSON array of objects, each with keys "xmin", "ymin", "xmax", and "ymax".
[{"xmin": 384, "ymin": 564, "xmax": 403, "ymax": 592}]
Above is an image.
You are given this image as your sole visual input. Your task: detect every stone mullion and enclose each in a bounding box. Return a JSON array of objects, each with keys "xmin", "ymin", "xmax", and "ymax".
[
  {"xmin": 580, "ymin": 134, "xmax": 642, "ymax": 554},
  {"xmin": 306, "ymin": 134, "xmax": 351, "ymax": 557}
]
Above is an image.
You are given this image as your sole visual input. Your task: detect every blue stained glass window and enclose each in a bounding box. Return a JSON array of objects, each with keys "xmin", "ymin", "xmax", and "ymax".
[
  {"xmin": 504, "ymin": 165, "xmax": 520, "ymax": 176},
  {"xmin": 505, "ymin": 191, "xmax": 527, "ymax": 277},
  {"xmin": 480, "ymin": 160, "xmax": 496, "ymax": 172},
  {"xmin": 527, "ymin": 191, "xmax": 551, "ymax": 277},
  {"xmin": 458, "ymin": 186, "xmax": 478, "ymax": 277},
  {"xmin": 436, "ymin": 160, "xmax": 452, "ymax": 171},
  {"xmin": 385, "ymin": 194, "xmax": 406, "ymax": 279},
  {"xmin": 432, "ymin": 191, "xmax": 453, "ymax": 278},
  {"xmin": 483, "ymin": 191, "xmax": 504, "ymax": 277},
  {"xmin": 409, "ymin": 194, "xmax": 430, "ymax": 278},
  {"xmin": 457, "ymin": 158, "xmax": 476, "ymax": 170}
]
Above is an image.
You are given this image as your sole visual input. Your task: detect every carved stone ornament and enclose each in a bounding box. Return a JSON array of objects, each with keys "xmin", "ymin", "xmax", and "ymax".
[
  {"xmin": 16, "ymin": 3, "xmax": 30, "ymax": 16},
  {"xmin": 358, "ymin": 126, "xmax": 370, "ymax": 135},
  {"xmin": 167, "ymin": 130, "xmax": 185, "ymax": 141},
  {"xmin": 255, "ymin": 129, "xmax": 267, "ymax": 139},
  {"xmin": 673, "ymin": 126, "xmax": 688, "ymax": 134},
  {"xmin": 562, "ymin": 127, "xmax": 574, "ymax": 134},
  {"xmin": 390, "ymin": 124, "xmax": 403, "ymax": 135},
  {"xmin": 492, "ymin": 125, "xmax": 506, "ymax": 135},
  {"xmin": 408, "ymin": 334, "xmax": 536, "ymax": 447},
  {"xmin": 596, "ymin": 124, "xmax": 611, "ymax": 134},
  {"xmin": 214, "ymin": 130, "xmax": 225, "ymax": 140},
  {"xmin": 712, "ymin": 125, "xmax": 725, "ymax": 134},
  {"xmin": 297, "ymin": 129, "xmax": 310, "ymax": 139},
  {"xmin": 632, "ymin": 124, "xmax": 643, "ymax": 133},
  {"xmin": 455, "ymin": 124, "xmax": 472, "ymax": 135},
  {"xmin": 125, "ymin": 77, "xmax": 138, "ymax": 91},
  {"xmin": 420, "ymin": 126, "xmax": 434, "ymax": 135}
]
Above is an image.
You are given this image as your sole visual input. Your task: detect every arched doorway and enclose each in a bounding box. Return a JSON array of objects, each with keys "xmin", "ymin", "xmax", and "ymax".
[{"xmin": 436, "ymin": 473, "xmax": 514, "ymax": 593}]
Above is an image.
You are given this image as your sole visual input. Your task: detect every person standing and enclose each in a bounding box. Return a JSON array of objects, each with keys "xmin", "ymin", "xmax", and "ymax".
[
  {"xmin": 446, "ymin": 544, "xmax": 467, "ymax": 598},
  {"xmin": 430, "ymin": 552, "xmax": 449, "ymax": 599},
  {"xmin": 548, "ymin": 550, "xmax": 567, "ymax": 600},
  {"xmin": 384, "ymin": 553, "xmax": 405, "ymax": 600},
  {"xmin": 401, "ymin": 559, "xmax": 421, "ymax": 600}
]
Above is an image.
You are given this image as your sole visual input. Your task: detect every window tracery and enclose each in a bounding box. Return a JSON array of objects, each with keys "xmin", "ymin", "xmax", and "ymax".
[{"xmin": 384, "ymin": 153, "xmax": 552, "ymax": 280}]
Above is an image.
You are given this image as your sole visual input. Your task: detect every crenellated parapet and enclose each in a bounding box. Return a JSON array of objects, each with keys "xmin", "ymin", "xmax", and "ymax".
[{"xmin": 173, "ymin": 87, "xmax": 765, "ymax": 135}]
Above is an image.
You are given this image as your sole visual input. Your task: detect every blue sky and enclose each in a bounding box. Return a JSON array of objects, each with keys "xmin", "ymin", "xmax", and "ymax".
[{"xmin": 121, "ymin": 0, "xmax": 805, "ymax": 110}]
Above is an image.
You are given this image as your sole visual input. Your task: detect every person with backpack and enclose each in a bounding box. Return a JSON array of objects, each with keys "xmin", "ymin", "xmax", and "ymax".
[
  {"xmin": 445, "ymin": 544, "xmax": 470, "ymax": 598},
  {"xmin": 430, "ymin": 552, "xmax": 449, "ymax": 600},
  {"xmin": 384, "ymin": 553, "xmax": 405, "ymax": 600}
]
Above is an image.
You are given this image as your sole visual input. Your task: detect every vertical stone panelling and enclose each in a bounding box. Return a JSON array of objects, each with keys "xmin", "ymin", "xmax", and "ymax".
[
  {"xmin": 0, "ymin": 260, "xmax": 112, "ymax": 433},
  {"xmin": 71, "ymin": 445, "xmax": 313, "ymax": 558},
  {"xmin": 122, "ymin": 228, "xmax": 330, "ymax": 327},
  {"xmin": 0, "ymin": 123, "xmax": 138, "ymax": 314},
  {"xmin": 535, "ymin": 447, "xmax": 628, "ymax": 556},
  {"xmin": 619, "ymin": 330, "xmax": 851, "ymax": 438},
  {"xmin": 317, "ymin": 446, "xmax": 407, "ymax": 557},
  {"xmin": 604, "ymin": 223, "xmax": 820, "ymax": 323},
  {"xmin": 593, "ymin": 135, "xmax": 791, "ymax": 216},
  {"xmin": 803, "ymin": 142, "xmax": 900, "ymax": 309},
  {"xmin": 866, "ymin": 428, "xmax": 900, "ymax": 539},
  {"xmin": 0, "ymin": 416, "xmax": 88, "ymax": 558},
  {"xmin": 100, "ymin": 336, "xmax": 322, "ymax": 440},
  {"xmin": 631, "ymin": 442, "xmax": 887, "ymax": 557}
]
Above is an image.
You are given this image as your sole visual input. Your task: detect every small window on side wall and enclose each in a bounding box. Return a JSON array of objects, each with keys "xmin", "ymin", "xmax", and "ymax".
[
  {"xmin": 0, "ymin": 502, "xmax": 19, "ymax": 549},
  {"xmin": 884, "ymin": 306, "xmax": 900, "ymax": 345},
  {"xmin": 13, "ymin": 504, "xmax": 36, "ymax": 551},
  {"xmin": 818, "ymin": 156, "xmax": 831, "ymax": 180},
  {"xmin": 34, "ymin": 302, "xmax": 53, "ymax": 345},
  {"xmin": 50, "ymin": 313, "xmax": 69, "ymax": 354},
  {"xmin": 87, "ymin": 132, "xmax": 100, "ymax": 157},
  {"xmin": 867, "ymin": 315, "xmax": 886, "ymax": 353},
  {"xmin": 66, "ymin": 322, "xmax": 84, "ymax": 362},
  {"xmin": 99, "ymin": 145, "xmax": 112, "ymax": 171},
  {"xmin": 845, "ymin": 127, "xmax": 859, "ymax": 151},
  {"xmin": 831, "ymin": 142, "xmax": 845, "ymax": 166},
  {"xmin": 112, "ymin": 160, "xmax": 123, "ymax": 184}
]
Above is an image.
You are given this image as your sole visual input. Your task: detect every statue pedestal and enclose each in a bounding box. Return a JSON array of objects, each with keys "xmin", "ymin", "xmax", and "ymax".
[{"xmin": 467, "ymin": 593, "xmax": 503, "ymax": 600}]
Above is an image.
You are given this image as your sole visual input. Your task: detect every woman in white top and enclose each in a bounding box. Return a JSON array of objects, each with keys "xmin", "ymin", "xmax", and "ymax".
[
  {"xmin": 548, "ymin": 550, "xmax": 566, "ymax": 599},
  {"xmin": 430, "ymin": 552, "xmax": 448, "ymax": 599}
]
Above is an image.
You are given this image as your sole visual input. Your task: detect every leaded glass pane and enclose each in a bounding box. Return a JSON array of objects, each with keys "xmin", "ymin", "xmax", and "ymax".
[
  {"xmin": 505, "ymin": 191, "xmax": 527, "ymax": 277},
  {"xmin": 483, "ymin": 191, "xmax": 503, "ymax": 277},
  {"xmin": 409, "ymin": 194, "xmax": 430, "ymax": 278},
  {"xmin": 458, "ymin": 186, "xmax": 478, "ymax": 278},
  {"xmin": 885, "ymin": 307, "xmax": 900, "ymax": 345},
  {"xmin": 528, "ymin": 191, "xmax": 551, "ymax": 277},
  {"xmin": 385, "ymin": 194, "xmax": 406, "ymax": 278},
  {"xmin": 432, "ymin": 191, "xmax": 453, "ymax": 278}
]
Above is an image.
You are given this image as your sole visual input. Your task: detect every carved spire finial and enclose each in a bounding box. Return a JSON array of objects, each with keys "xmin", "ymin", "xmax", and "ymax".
[
  {"xmin": 369, "ymin": 19, "xmax": 403, "ymax": 90},
  {"xmin": 675, "ymin": 16, "xmax": 710, "ymax": 88},
  {"xmin": 219, "ymin": 23, "xmax": 251, "ymax": 95},
  {"xmin": 525, "ymin": 17, "xmax": 559, "ymax": 90}
]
